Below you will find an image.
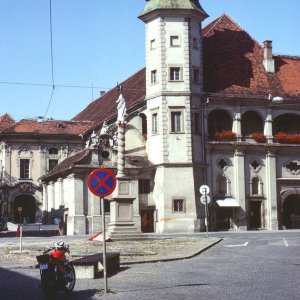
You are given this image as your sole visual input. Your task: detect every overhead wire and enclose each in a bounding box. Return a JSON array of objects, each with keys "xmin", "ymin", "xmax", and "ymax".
[{"xmin": 42, "ymin": 0, "xmax": 55, "ymax": 118}]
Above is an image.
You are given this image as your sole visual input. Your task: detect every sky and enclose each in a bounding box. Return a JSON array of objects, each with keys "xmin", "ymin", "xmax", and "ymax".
[{"xmin": 1, "ymin": 0, "xmax": 300, "ymax": 121}]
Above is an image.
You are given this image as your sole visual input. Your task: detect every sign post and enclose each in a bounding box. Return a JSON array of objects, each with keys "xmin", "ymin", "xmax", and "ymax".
[
  {"xmin": 88, "ymin": 168, "xmax": 116, "ymax": 294},
  {"xmin": 199, "ymin": 185, "xmax": 210, "ymax": 238}
]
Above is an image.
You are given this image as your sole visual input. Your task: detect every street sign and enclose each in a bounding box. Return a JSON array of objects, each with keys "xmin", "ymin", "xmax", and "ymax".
[
  {"xmin": 199, "ymin": 185, "xmax": 210, "ymax": 195},
  {"xmin": 200, "ymin": 195, "xmax": 211, "ymax": 205},
  {"xmin": 88, "ymin": 168, "xmax": 116, "ymax": 197}
]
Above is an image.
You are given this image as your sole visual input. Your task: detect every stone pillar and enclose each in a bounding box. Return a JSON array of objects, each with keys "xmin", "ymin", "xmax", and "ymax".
[
  {"xmin": 42, "ymin": 184, "xmax": 48, "ymax": 222},
  {"xmin": 233, "ymin": 109, "xmax": 242, "ymax": 141},
  {"xmin": 266, "ymin": 149, "xmax": 278, "ymax": 229},
  {"xmin": 66, "ymin": 174, "xmax": 86, "ymax": 235},
  {"xmin": 116, "ymin": 121, "xmax": 126, "ymax": 178},
  {"xmin": 264, "ymin": 109, "xmax": 273, "ymax": 143},
  {"xmin": 234, "ymin": 148, "xmax": 247, "ymax": 230},
  {"xmin": 47, "ymin": 182, "xmax": 54, "ymax": 214}
]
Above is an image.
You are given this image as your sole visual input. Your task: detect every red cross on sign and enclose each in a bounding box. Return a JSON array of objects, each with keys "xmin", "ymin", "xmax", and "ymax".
[{"xmin": 88, "ymin": 168, "xmax": 116, "ymax": 197}]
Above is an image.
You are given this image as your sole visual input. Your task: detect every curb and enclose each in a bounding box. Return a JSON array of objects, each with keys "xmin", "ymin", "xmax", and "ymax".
[{"xmin": 120, "ymin": 238, "xmax": 223, "ymax": 265}]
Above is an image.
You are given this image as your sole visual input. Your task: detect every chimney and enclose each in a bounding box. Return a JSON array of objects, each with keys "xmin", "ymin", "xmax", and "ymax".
[
  {"xmin": 263, "ymin": 40, "xmax": 275, "ymax": 74},
  {"xmin": 100, "ymin": 91, "xmax": 106, "ymax": 97}
]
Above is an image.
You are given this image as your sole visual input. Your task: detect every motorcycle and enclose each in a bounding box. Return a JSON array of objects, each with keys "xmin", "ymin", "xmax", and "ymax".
[{"xmin": 36, "ymin": 241, "xmax": 76, "ymax": 296}]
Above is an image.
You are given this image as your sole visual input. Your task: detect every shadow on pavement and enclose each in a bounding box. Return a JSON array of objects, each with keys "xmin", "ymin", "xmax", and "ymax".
[{"xmin": 0, "ymin": 267, "xmax": 99, "ymax": 300}]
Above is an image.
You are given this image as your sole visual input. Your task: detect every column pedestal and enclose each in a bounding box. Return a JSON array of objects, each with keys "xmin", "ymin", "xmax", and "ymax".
[{"xmin": 108, "ymin": 180, "xmax": 142, "ymax": 239}]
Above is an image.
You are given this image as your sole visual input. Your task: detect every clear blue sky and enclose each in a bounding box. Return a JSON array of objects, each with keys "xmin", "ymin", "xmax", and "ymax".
[{"xmin": 1, "ymin": 0, "xmax": 300, "ymax": 121}]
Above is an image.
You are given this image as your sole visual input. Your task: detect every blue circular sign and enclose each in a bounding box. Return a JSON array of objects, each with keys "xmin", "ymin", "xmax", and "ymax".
[{"xmin": 88, "ymin": 168, "xmax": 116, "ymax": 197}]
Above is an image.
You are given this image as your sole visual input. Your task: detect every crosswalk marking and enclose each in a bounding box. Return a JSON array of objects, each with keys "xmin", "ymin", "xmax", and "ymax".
[{"xmin": 224, "ymin": 241, "xmax": 248, "ymax": 247}]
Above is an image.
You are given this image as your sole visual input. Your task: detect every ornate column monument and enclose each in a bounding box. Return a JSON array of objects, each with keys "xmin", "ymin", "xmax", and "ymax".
[{"xmin": 108, "ymin": 94, "xmax": 142, "ymax": 237}]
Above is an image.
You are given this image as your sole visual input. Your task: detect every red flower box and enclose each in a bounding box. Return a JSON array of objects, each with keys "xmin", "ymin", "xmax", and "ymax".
[
  {"xmin": 274, "ymin": 132, "xmax": 300, "ymax": 144},
  {"xmin": 251, "ymin": 132, "xmax": 266, "ymax": 143},
  {"xmin": 214, "ymin": 131, "xmax": 236, "ymax": 141}
]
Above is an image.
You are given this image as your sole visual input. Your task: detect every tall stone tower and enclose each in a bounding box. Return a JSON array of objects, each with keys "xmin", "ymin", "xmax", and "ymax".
[{"xmin": 139, "ymin": 0, "xmax": 208, "ymax": 232}]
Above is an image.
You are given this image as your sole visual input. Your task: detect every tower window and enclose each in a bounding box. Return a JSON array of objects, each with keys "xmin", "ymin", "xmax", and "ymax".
[
  {"xmin": 151, "ymin": 70, "xmax": 157, "ymax": 84},
  {"xmin": 169, "ymin": 67, "xmax": 181, "ymax": 81},
  {"xmin": 170, "ymin": 35, "xmax": 180, "ymax": 47},
  {"xmin": 152, "ymin": 113, "xmax": 158, "ymax": 134},
  {"xmin": 171, "ymin": 111, "xmax": 182, "ymax": 133},
  {"xmin": 150, "ymin": 39, "xmax": 156, "ymax": 50}
]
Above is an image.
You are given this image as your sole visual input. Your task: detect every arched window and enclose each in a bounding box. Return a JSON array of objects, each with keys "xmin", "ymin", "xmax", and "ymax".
[
  {"xmin": 250, "ymin": 176, "xmax": 263, "ymax": 197},
  {"xmin": 241, "ymin": 111, "xmax": 263, "ymax": 136},
  {"xmin": 207, "ymin": 110, "xmax": 232, "ymax": 137},
  {"xmin": 273, "ymin": 114, "xmax": 300, "ymax": 135},
  {"xmin": 252, "ymin": 177, "xmax": 259, "ymax": 195},
  {"xmin": 218, "ymin": 176, "xmax": 227, "ymax": 196}
]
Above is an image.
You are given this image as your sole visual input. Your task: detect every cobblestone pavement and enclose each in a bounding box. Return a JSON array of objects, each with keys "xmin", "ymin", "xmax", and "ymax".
[
  {"xmin": 1, "ymin": 232, "xmax": 298, "ymax": 299},
  {"xmin": 0, "ymin": 236, "xmax": 221, "ymax": 267}
]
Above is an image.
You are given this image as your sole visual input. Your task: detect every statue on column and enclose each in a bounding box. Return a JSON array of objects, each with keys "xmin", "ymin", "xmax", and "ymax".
[{"xmin": 116, "ymin": 94, "xmax": 127, "ymax": 122}]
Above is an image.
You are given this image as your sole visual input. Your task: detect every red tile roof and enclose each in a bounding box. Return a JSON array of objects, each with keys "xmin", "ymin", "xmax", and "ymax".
[
  {"xmin": 72, "ymin": 14, "xmax": 300, "ymax": 126},
  {"xmin": 202, "ymin": 14, "xmax": 300, "ymax": 99},
  {"xmin": 0, "ymin": 119, "xmax": 92, "ymax": 136},
  {"xmin": 41, "ymin": 148, "xmax": 92, "ymax": 180},
  {"xmin": 0, "ymin": 113, "xmax": 15, "ymax": 132},
  {"xmin": 72, "ymin": 68, "xmax": 146, "ymax": 126}
]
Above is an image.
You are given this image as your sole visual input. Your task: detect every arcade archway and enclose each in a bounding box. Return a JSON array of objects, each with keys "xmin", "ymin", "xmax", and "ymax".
[
  {"xmin": 282, "ymin": 194, "xmax": 300, "ymax": 229},
  {"xmin": 13, "ymin": 195, "xmax": 36, "ymax": 224}
]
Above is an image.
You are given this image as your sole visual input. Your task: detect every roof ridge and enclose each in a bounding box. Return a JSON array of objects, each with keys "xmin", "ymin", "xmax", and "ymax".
[
  {"xmin": 276, "ymin": 54, "xmax": 300, "ymax": 60},
  {"xmin": 203, "ymin": 13, "xmax": 262, "ymax": 49}
]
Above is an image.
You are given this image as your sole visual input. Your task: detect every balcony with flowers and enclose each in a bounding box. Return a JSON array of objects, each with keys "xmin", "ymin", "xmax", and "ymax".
[
  {"xmin": 274, "ymin": 132, "xmax": 300, "ymax": 144},
  {"xmin": 214, "ymin": 131, "xmax": 237, "ymax": 141},
  {"xmin": 249, "ymin": 132, "xmax": 267, "ymax": 143}
]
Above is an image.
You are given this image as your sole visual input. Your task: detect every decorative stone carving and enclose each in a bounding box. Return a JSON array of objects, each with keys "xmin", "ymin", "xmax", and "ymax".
[
  {"xmin": 285, "ymin": 160, "xmax": 300, "ymax": 175},
  {"xmin": 217, "ymin": 158, "xmax": 228, "ymax": 170},
  {"xmin": 250, "ymin": 159, "xmax": 262, "ymax": 173},
  {"xmin": 19, "ymin": 182, "xmax": 33, "ymax": 194},
  {"xmin": 18, "ymin": 145, "xmax": 33, "ymax": 156}
]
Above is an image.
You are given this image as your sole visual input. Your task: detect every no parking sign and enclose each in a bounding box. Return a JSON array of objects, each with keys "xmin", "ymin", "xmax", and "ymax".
[{"xmin": 88, "ymin": 168, "xmax": 116, "ymax": 197}]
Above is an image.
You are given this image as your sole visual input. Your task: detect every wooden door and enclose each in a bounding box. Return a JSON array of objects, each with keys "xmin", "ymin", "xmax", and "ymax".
[
  {"xmin": 249, "ymin": 201, "xmax": 261, "ymax": 229},
  {"xmin": 141, "ymin": 210, "xmax": 154, "ymax": 233}
]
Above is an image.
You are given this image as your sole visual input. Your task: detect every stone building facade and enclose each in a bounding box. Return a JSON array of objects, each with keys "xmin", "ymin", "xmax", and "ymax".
[
  {"xmin": 0, "ymin": 119, "xmax": 90, "ymax": 227},
  {"xmin": 4, "ymin": 1, "xmax": 300, "ymax": 235}
]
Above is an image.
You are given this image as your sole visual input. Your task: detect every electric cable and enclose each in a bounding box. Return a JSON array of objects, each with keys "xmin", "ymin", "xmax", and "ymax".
[{"xmin": 42, "ymin": 0, "xmax": 55, "ymax": 118}]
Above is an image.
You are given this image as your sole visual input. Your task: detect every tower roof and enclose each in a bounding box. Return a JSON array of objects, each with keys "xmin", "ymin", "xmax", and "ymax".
[{"xmin": 139, "ymin": 0, "xmax": 208, "ymax": 21}]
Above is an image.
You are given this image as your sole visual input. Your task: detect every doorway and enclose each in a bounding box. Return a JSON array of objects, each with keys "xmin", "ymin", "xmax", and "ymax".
[
  {"xmin": 141, "ymin": 210, "xmax": 154, "ymax": 233},
  {"xmin": 13, "ymin": 195, "xmax": 36, "ymax": 224},
  {"xmin": 282, "ymin": 194, "xmax": 300, "ymax": 229},
  {"xmin": 249, "ymin": 201, "xmax": 261, "ymax": 229}
]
